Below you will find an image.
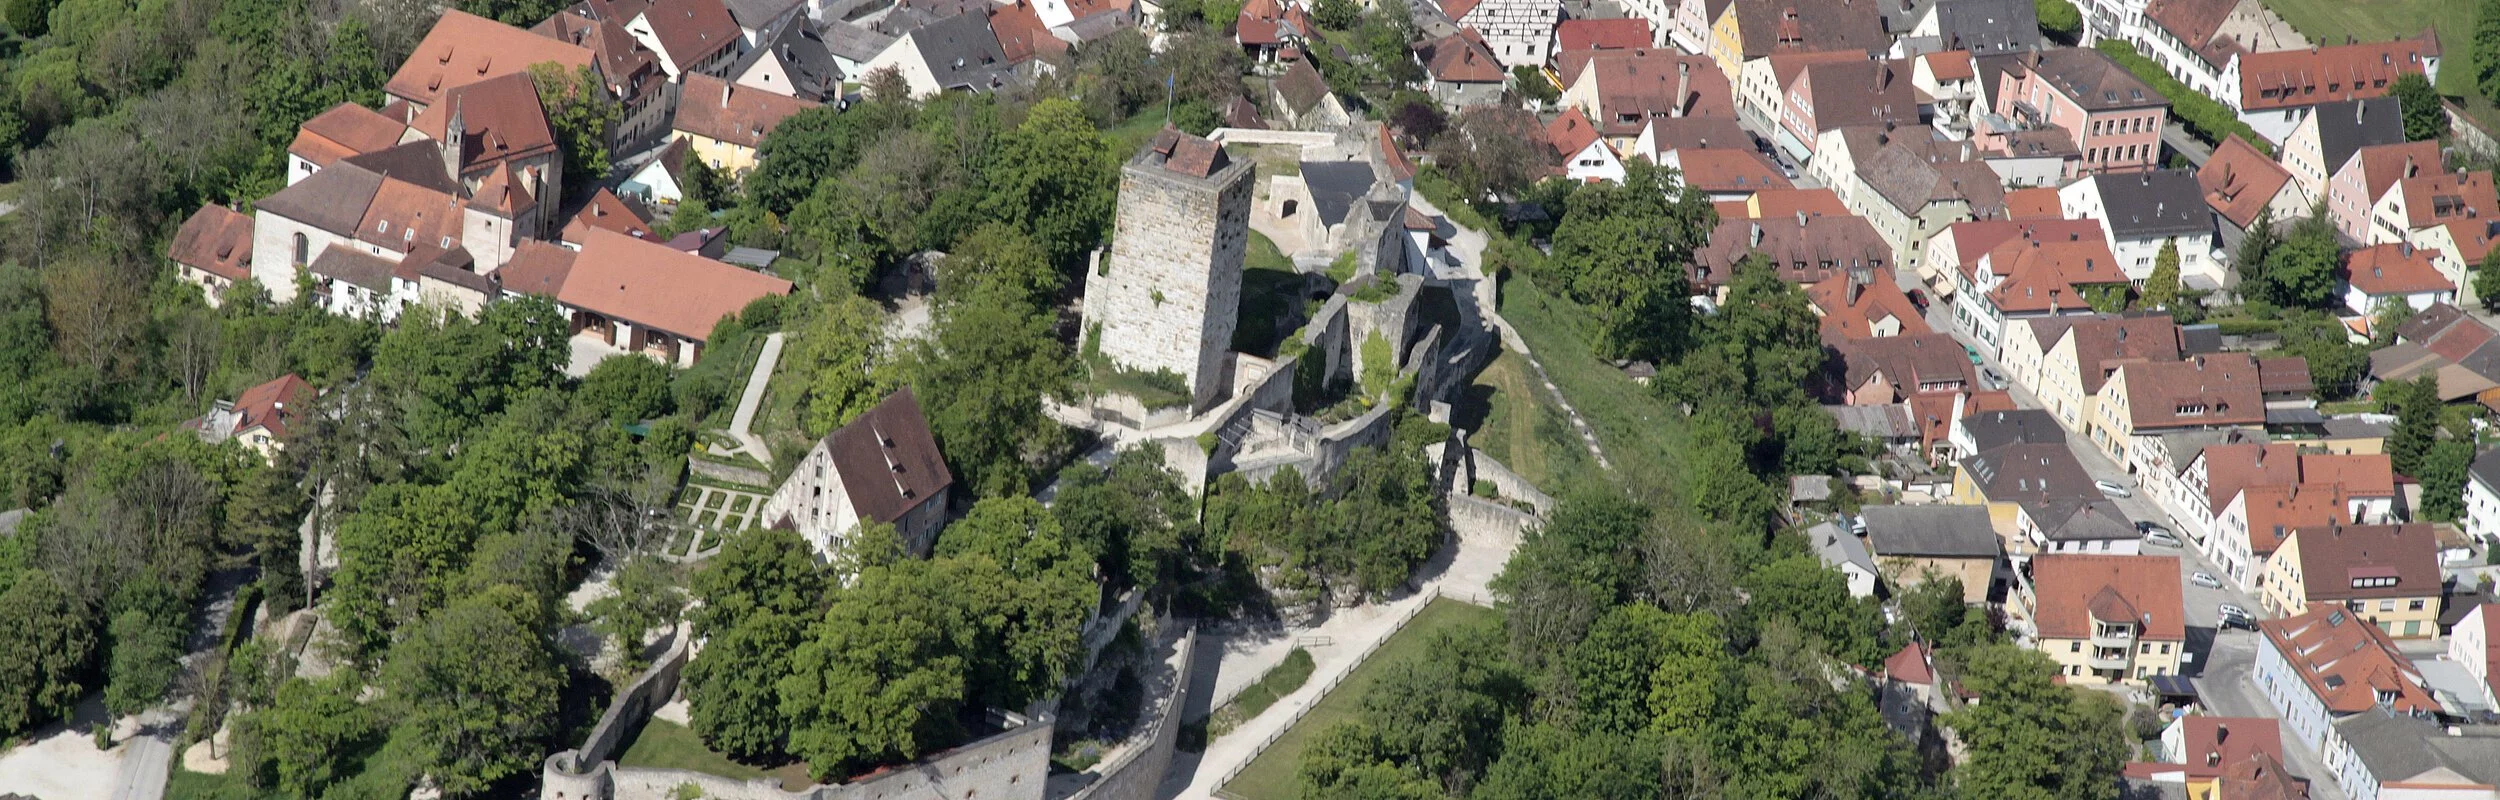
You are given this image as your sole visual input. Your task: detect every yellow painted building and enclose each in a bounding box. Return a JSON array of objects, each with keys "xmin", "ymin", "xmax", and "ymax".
[
  {"xmin": 2259, "ymin": 524, "xmax": 2441, "ymax": 638},
  {"xmin": 1707, "ymin": 5, "xmax": 1745, "ymax": 83}
]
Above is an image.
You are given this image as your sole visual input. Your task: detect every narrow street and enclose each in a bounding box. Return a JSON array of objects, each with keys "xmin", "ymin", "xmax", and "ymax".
[{"xmin": 2194, "ymin": 631, "xmax": 2351, "ymax": 800}]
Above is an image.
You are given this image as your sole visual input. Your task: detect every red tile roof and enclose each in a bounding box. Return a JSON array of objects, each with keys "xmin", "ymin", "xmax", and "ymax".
[
  {"xmin": 291, "ymin": 103, "xmax": 413, "ymax": 169},
  {"xmin": 1714, "ymin": 187, "xmax": 1851, "ymax": 219},
  {"xmin": 1945, "ymin": 219, "xmax": 2109, "ymax": 280},
  {"xmin": 1922, "ymin": 49, "xmax": 1975, "ymax": 81},
  {"xmin": 387, "ymin": 10, "xmax": 595, "ymax": 109},
  {"xmin": 1236, "ymin": 0, "xmax": 1312, "ymax": 47},
  {"xmin": 2258, "ymin": 606, "xmax": 2436, "ymax": 714},
  {"xmin": 1884, "ymin": 640, "xmax": 1934, "ymax": 684},
  {"xmin": 1671, "ymin": 147, "xmax": 1793, "ymax": 194},
  {"xmin": 2176, "ymin": 718, "xmax": 2286, "ymax": 784},
  {"xmin": 563, "ymin": 188, "xmax": 653, "ymax": 244},
  {"xmin": 818, "ymin": 388, "xmax": 954, "ymax": 525},
  {"xmin": 2288, "ymin": 523, "xmax": 2441, "ymax": 602},
  {"xmin": 407, "ymin": 72, "xmax": 560, "ymax": 175},
  {"xmin": 2004, "ymin": 186, "xmax": 2062, "ymax": 220},
  {"xmin": 1423, "ymin": 29, "xmax": 1505, "ymax": 84},
  {"xmin": 2029, "ymin": 554, "xmax": 2186, "ymax": 641},
  {"xmin": 1560, "ymin": 49, "xmax": 1734, "ymax": 137},
  {"xmin": 2238, "ymin": 32, "xmax": 2439, "ymax": 112},
  {"xmin": 2199, "ymin": 441, "xmax": 2305, "ymax": 512},
  {"xmin": 2395, "ymin": 169, "xmax": 2500, "ymax": 230},
  {"xmin": 2345, "ymin": 242, "xmax": 2455, "ymax": 296},
  {"xmin": 557, "ymin": 228, "xmax": 794, "ymax": 340},
  {"xmin": 168, "ymin": 205, "xmax": 255, "ymax": 282},
  {"xmin": 495, "ymin": 240, "xmax": 580, "ymax": 296},
  {"xmin": 640, "ymin": 0, "xmax": 744, "ymax": 68},
  {"xmin": 354, "ymin": 177, "xmax": 466, "ymax": 252},
  {"xmin": 1556, "ymin": 18, "xmax": 1651, "ymax": 51},
  {"xmin": 1807, "ymin": 266, "xmax": 1932, "ymax": 341},
  {"xmin": 1981, "ymin": 237, "xmax": 2127, "ymax": 313},
  {"xmin": 2241, "ymin": 483, "xmax": 2350, "ymax": 557},
  {"xmin": 2116, "ymin": 354, "xmax": 2265, "ymax": 430},
  {"xmin": 676, "ymin": 72, "xmax": 821, "ymax": 149},
  {"xmin": 2342, "ymin": 139, "xmax": 2443, "ymax": 208},
  {"xmin": 1545, "ymin": 108, "xmax": 1603, "ymax": 159},
  {"xmin": 2201, "ymin": 135, "xmax": 2295, "ymax": 229},
  {"xmin": 230, "ymin": 374, "xmax": 315, "ymax": 440},
  {"xmin": 990, "ymin": 0, "xmax": 1070, "ymax": 63}
]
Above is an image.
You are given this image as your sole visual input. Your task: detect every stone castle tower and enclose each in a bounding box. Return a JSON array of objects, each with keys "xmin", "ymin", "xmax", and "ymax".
[{"xmin": 1082, "ymin": 130, "xmax": 1256, "ymax": 412}]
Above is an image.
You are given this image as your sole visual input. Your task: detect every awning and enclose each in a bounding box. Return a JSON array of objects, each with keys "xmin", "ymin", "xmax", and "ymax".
[
  {"xmin": 2263, "ymin": 406, "xmax": 2328, "ymax": 425},
  {"xmin": 2147, "ymin": 674, "xmax": 2198, "ymax": 700}
]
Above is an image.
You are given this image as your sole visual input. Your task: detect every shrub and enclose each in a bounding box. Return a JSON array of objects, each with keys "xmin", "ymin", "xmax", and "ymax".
[{"xmin": 2096, "ymin": 41, "xmax": 2273, "ymax": 155}]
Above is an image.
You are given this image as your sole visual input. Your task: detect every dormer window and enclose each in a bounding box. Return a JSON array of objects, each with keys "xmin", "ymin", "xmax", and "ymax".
[{"xmin": 377, "ymin": 220, "xmax": 390, "ymax": 233}]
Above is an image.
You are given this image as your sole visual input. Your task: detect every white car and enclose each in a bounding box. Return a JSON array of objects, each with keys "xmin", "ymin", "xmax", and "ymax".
[
  {"xmin": 2095, "ymin": 480, "xmax": 2133, "ymax": 498},
  {"xmin": 2143, "ymin": 530, "xmax": 2183, "ymax": 548},
  {"xmin": 2191, "ymin": 571, "xmax": 2222, "ymax": 589},
  {"xmin": 2218, "ymin": 603, "xmax": 2255, "ymax": 629}
]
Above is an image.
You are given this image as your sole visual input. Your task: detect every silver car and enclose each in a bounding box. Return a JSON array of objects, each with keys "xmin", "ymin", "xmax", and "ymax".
[
  {"xmin": 2096, "ymin": 479, "xmax": 2133, "ymax": 498},
  {"xmin": 2143, "ymin": 530, "xmax": 2183, "ymax": 548},
  {"xmin": 2191, "ymin": 571, "xmax": 2222, "ymax": 589}
]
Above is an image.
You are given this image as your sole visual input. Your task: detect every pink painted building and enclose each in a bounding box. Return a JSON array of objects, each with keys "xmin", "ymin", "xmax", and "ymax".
[
  {"xmin": 2326, "ymin": 139, "xmax": 2440, "ymax": 243},
  {"xmin": 1991, "ymin": 48, "xmax": 2169, "ymax": 179},
  {"xmin": 1778, "ymin": 58, "xmax": 1913, "ymax": 157}
]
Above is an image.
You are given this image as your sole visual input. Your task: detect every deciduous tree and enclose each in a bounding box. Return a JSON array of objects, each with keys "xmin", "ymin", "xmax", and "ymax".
[
  {"xmin": 2392, "ymin": 73, "xmax": 2447, "ymax": 141},
  {"xmin": 382, "ymin": 588, "xmax": 563, "ymax": 796},
  {"xmin": 1943, "ymin": 645, "xmax": 2128, "ymax": 800}
]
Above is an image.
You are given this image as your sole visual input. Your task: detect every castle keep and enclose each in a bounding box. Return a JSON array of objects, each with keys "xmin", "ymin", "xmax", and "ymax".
[{"xmin": 1081, "ymin": 129, "xmax": 1256, "ymax": 412}]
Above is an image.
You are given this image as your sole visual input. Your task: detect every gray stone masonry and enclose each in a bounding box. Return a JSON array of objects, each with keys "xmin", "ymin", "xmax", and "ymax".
[{"xmin": 1081, "ymin": 140, "xmax": 1256, "ymax": 413}]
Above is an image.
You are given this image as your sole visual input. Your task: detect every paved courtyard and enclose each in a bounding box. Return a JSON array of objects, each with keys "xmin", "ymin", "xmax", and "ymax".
[{"xmin": 679, "ymin": 484, "xmax": 766, "ymax": 540}]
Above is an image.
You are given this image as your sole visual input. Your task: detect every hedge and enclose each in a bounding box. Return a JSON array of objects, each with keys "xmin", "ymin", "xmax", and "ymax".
[{"xmin": 2095, "ymin": 41, "xmax": 2274, "ymax": 157}]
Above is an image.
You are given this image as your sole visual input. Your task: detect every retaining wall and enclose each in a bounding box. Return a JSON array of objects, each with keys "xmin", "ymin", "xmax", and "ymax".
[
  {"xmin": 688, "ymin": 459, "xmax": 773, "ymax": 489},
  {"xmin": 1062, "ymin": 627, "xmax": 1201, "ymax": 800}
]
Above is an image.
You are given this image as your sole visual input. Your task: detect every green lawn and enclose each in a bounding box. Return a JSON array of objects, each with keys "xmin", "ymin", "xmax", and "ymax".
[
  {"xmin": 165, "ymin": 765, "xmax": 251, "ymax": 800},
  {"xmin": 1219, "ymin": 599, "xmax": 1502, "ymax": 800},
  {"xmin": 1495, "ymin": 275, "xmax": 1692, "ymax": 500},
  {"xmin": 1234, "ymin": 237, "xmax": 1309, "ymax": 357},
  {"xmin": 1457, "ymin": 350, "xmax": 1597, "ymax": 495},
  {"xmin": 617, "ymin": 719, "xmax": 816, "ymax": 789}
]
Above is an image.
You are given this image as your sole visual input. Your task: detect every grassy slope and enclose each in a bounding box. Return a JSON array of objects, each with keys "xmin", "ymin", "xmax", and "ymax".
[
  {"xmin": 1492, "ymin": 275, "xmax": 1692, "ymax": 501},
  {"xmin": 1458, "ymin": 350, "xmax": 1599, "ymax": 494},
  {"xmin": 1218, "ymin": 600, "xmax": 1502, "ymax": 799}
]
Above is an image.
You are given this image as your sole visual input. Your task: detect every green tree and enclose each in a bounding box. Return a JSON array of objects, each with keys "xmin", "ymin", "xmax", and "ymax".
[
  {"xmin": 1944, "ymin": 645, "xmax": 2129, "ymax": 800},
  {"xmin": 1473, "ymin": 725, "xmax": 1660, "ymax": 800},
  {"xmin": 457, "ymin": 0, "xmax": 563, "ymax": 25},
  {"xmin": 5, "ymin": 0, "xmax": 60, "ymax": 36},
  {"xmin": 1510, "ymin": 66, "xmax": 1558, "ymax": 105},
  {"xmin": 938, "ymin": 222, "xmax": 1064, "ymax": 312},
  {"xmin": 979, "ymin": 99, "xmax": 1117, "ymax": 267},
  {"xmin": 2387, "ymin": 373, "xmax": 2443, "ymax": 476},
  {"xmin": 2422, "ymin": 437, "xmax": 2475, "ymax": 521},
  {"xmin": 382, "ymin": 588, "xmax": 563, "ymax": 796},
  {"xmin": 587, "ymin": 557, "xmax": 686, "ymax": 669},
  {"xmin": 2475, "ymin": 250, "xmax": 2500, "ymax": 311},
  {"xmin": 1492, "ymin": 491, "xmax": 1650, "ymax": 664},
  {"xmin": 1349, "ymin": 622, "xmax": 1526, "ymax": 789},
  {"xmin": 1741, "ymin": 554, "xmax": 1882, "ymax": 665},
  {"xmin": 0, "ymin": 570, "xmax": 95, "ymax": 737},
  {"xmin": 778, "ymin": 557, "xmax": 973, "ymax": 778},
  {"xmin": 935, "ymin": 496, "xmax": 1099, "ymax": 709},
  {"xmin": 684, "ymin": 610, "xmax": 807, "ymax": 760},
  {"xmin": 2142, "ymin": 239, "xmax": 2180, "ymax": 311},
  {"xmin": 1049, "ymin": 446, "xmax": 1198, "ymax": 593},
  {"xmin": 746, "ymin": 105, "xmax": 887, "ymax": 215},
  {"xmin": 103, "ymin": 603, "xmax": 186, "ymax": 716},
  {"xmin": 2392, "ymin": 73, "xmax": 2447, "ymax": 141},
  {"xmin": 250, "ymin": 674, "xmax": 382, "ymax": 800},
  {"xmin": 2035, "ymin": 0, "xmax": 2081, "ymax": 42},
  {"xmin": 577, "ymin": 353, "xmax": 676, "ymax": 422},
  {"xmin": 791, "ymin": 293, "xmax": 891, "ymax": 436},
  {"xmin": 1312, "ymin": 0, "xmax": 1359, "ymax": 28},
  {"xmin": 2480, "ymin": 0, "xmax": 2500, "ymax": 103},
  {"xmin": 1897, "ymin": 574, "xmax": 1987, "ymax": 646},
  {"xmin": 1726, "ymin": 621, "xmax": 1913, "ymax": 798},
  {"xmin": 1644, "ymin": 611, "xmax": 1733, "ymax": 741},
  {"xmin": 2234, "ymin": 207, "xmax": 2279, "ymax": 297},
  {"xmin": 1543, "ymin": 160, "xmax": 1713, "ymax": 361},
  {"xmin": 2263, "ymin": 206, "xmax": 2342, "ymax": 309},
  {"xmin": 2268, "ymin": 309, "xmax": 2369, "ymax": 400},
  {"xmin": 898, "ymin": 282, "xmax": 1074, "ymax": 497},
  {"xmin": 689, "ymin": 526, "xmax": 829, "ymax": 634},
  {"xmin": 530, "ymin": 63, "xmax": 622, "ymax": 194}
]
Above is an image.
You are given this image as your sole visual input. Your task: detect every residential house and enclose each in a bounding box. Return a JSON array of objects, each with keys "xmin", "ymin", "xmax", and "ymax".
[
  {"xmin": 857, "ymin": 11, "xmax": 1015, "ymax": 98},
  {"xmin": 1270, "ymin": 59, "xmax": 1353, "ymax": 130},
  {"xmin": 536, "ymin": 0, "xmax": 674, "ymax": 148},
  {"xmin": 1023, "ymin": 0, "xmax": 1132, "ymax": 40},
  {"xmin": 1887, "ymin": 0, "xmax": 2040, "ymax": 58},
  {"xmin": 624, "ymin": 138, "xmax": 693, "ymax": 206},
  {"xmin": 2343, "ymin": 242, "xmax": 2457, "ymax": 314},
  {"xmin": 1737, "ymin": 49, "xmax": 1863, "ymax": 140},
  {"xmin": 1987, "ymin": 48, "xmax": 2169, "ymax": 177},
  {"xmin": 1557, "ymin": 49, "xmax": 1734, "ymax": 150},
  {"xmin": 2279, "ymin": 97, "xmax": 2402, "ymax": 209},
  {"xmin": 2365, "ymin": 169, "xmax": 2500, "ymax": 251},
  {"xmin": 2326, "ymin": 138, "xmax": 2439, "ymax": 242},
  {"xmin": 2132, "ymin": 428, "xmax": 2250, "ymax": 521},
  {"xmin": 2233, "ymin": 32, "xmax": 2441, "ymax": 144},
  {"xmin": 1235, "ymin": 0, "xmax": 1313, "ymax": 62},
  {"xmin": 1948, "ymin": 407, "xmax": 2065, "ymax": 464},
  {"xmin": 1913, "ymin": 389, "xmax": 2019, "ymax": 465},
  {"xmin": 759, "ymin": 388, "xmax": 955, "ymax": 558},
  {"xmin": 2260, "ymin": 523, "xmax": 2441, "ymax": 637},
  {"xmin": 2323, "ymin": 708, "xmax": 2500, "ymax": 800},
  {"xmin": 2468, "ymin": 451, "xmax": 2500, "ymax": 547},
  {"xmin": 1662, "ymin": 148, "xmax": 1791, "ymax": 201},
  {"xmin": 724, "ymin": 0, "xmax": 805, "ymax": 46},
  {"xmin": 2089, "ymin": 354, "xmax": 2266, "ymax": 466},
  {"xmin": 2131, "ymin": 0, "xmax": 2307, "ymax": 101},
  {"xmin": 2199, "ymin": 135, "xmax": 2310, "ymax": 251},
  {"xmin": 1808, "ymin": 266, "xmax": 1931, "ymax": 340},
  {"xmin": 407, "ymin": 72, "xmax": 568, "ymax": 231},
  {"xmin": 2141, "ymin": 717, "xmax": 2295, "ymax": 800},
  {"xmin": 287, "ymin": 103, "xmax": 411, "ymax": 185},
  {"xmin": 1439, "ymin": 0, "xmax": 1561, "ymax": 68},
  {"xmin": 2253, "ymin": 608, "xmax": 2439, "ymax": 787},
  {"xmin": 2202, "ymin": 448, "xmax": 2396, "ymax": 585},
  {"xmin": 1917, "ymin": 50, "xmax": 1985, "ymax": 140},
  {"xmin": 1777, "ymin": 59, "xmax": 1915, "ymax": 157},
  {"xmin": 2017, "ymin": 497, "xmax": 2141, "ymax": 557},
  {"xmin": 674, "ymin": 72, "xmax": 820, "ymax": 175},
  {"xmin": 1949, "ymin": 231, "xmax": 2128, "ymax": 356},
  {"xmin": 1862, "ymin": 504, "xmax": 2000, "ymax": 602},
  {"xmin": 818, "ymin": 19, "xmax": 897, "ymax": 78},
  {"xmin": 1831, "ymin": 333, "xmax": 1975, "ymax": 404},
  {"xmin": 988, "ymin": 0, "xmax": 1071, "ymax": 68},
  {"xmin": 1554, "ymin": 18, "xmax": 1652, "ymax": 54},
  {"xmin": 730, "ymin": 16, "xmax": 844, "ymax": 102},
  {"xmin": 2001, "ymin": 313, "xmax": 2178, "ymax": 433},
  {"xmin": 2021, "ymin": 554, "xmax": 2187, "ymax": 684},
  {"xmin": 2449, "ymin": 602, "xmax": 2499, "ymax": 709},
  {"xmin": 1954, "ymin": 439, "xmax": 2100, "ymax": 550},
  {"xmin": 2367, "ymin": 301, "xmax": 2500, "ymax": 402},
  {"xmin": 387, "ymin": 10, "xmax": 595, "ymax": 112},
  {"xmin": 1919, "ymin": 216, "xmax": 2106, "ymax": 296},
  {"xmin": 1811, "ymin": 520, "xmax": 1881, "ymax": 597},
  {"xmin": 169, "ymin": 204, "xmax": 256, "ymax": 307},
  {"xmin": 627, "ymin": 0, "xmax": 747, "ymax": 78},
  {"xmin": 189, "ymin": 374, "xmax": 315, "ymax": 463},
  {"xmin": 561, "ymin": 188, "xmax": 654, "ymax": 246},
  {"xmin": 1418, "ymin": 30, "xmax": 1509, "ymax": 110},
  {"xmin": 1714, "ymin": 187, "xmax": 1851, "ymax": 219},
  {"xmin": 1545, "ymin": 109, "xmax": 1626, "ymax": 183},
  {"xmin": 1705, "ymin": 0, "xmax": 1887, "ymax": 81},
  {"xmin": 1689, "ymin": 211, "xmax": 1890, "ymax": 292},
  {"xmin": 2059, "ymin": 170, "xmax": 2220, "ymax": 285},
  {"xmin": 1665, "ymin": 0, "xmax": 1729, "ymax": 53},
  {"xmin": 1629, "ymin": 114, "xmax": 1752, "ymax": 164},
  {"xmin": 1813, "ymin": 125, "xmax": 2009, "ymax": 275},
  {"xmin": 502, "ymin": 231, "xmax": 793, "ymax": 365},
  {"xmin": 247, "ymin": 154, "xmax": 536, "ymax": 311},
  {"xmin": 2410, "ymin": 218, "xmax": 2500, "ymax": 306}
]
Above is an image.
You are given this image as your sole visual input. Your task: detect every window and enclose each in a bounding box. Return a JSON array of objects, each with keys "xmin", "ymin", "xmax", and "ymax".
[
  {"xmin": 2379, "ymin": 599, "xmax": 2397, "ymax": 612},
  {"xmin": 2160, "ymin": 643, "xmax": 2171, "ymax": 654},
  {"xmin": 292, "ymin": 233, "xmax": 309, "ymax": 266},
  {"xmin": 2410, "ymin": 599, "xmax": 2426, "ymax": 611},
  {"xmin": 2070, "ymin": 641, "xmax": 2082, "ymax": 652}
]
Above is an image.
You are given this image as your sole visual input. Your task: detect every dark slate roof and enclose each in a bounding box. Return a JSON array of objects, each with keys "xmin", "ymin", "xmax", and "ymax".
[
  {"xmin": 1959, "ymin": 408, "xmax": 2065, "ymax": 453},
  {"xmin": 2397, "ymin": 302, "xmax": 2470, "ymax": 343},
  {"xmin": 2180, "ymin": 323, "xmax": 2223, "ymax": 354},
  {"xmin": 1301, "ymin": 160, "xmax": 1378, "ymax": 227},
  {"xmin": 1862, "ymin": 505, "xmax": 1999, "ymax": 558},
  {"xmin": 308, "ymin": 244, "xmax": 396, "ymax": 292},
  {"xmin": 1810, "ymin": 521, "xmax": 1876, "ymax": 577},
  {"xmin": 1930, "ymin": 0, "xmax": 2040, "ymax": 54},
  {"xmin": 2332, "ymin": 708, "xmax": 2500, "ymax": 786},
  {"xmin": 255, "ymin": 163, "xmax": 385, "ymax": 236},
  {"xmin": 824, "ymin": 388, "xmax": 953, "ymax": 524},
  {"xmin": 2314, "ymin": 97, "xmax": 2406, "ymax": 177},
  {"xmin": 2093, "ymin": 170, "xmax": 2213, "ymax": 238},
  {"xmin": 819, "ymin": 18, "xmax": 897, "ymax": 62},
  {"xmin": 340, "ymin": 141, "xmax": 462, "ymax": 197},
  {"xmin": 911, "ymin": 12, "xmax": 1012, "ymax": 92},
  {"xmin": 1962, "ymin": 441, "xmax": 2099, "ymax": 503},
  {"xmin": 732, "ymin": 16, "xmax": 844, "ymax": 101},
  {"xmin": 2024, "ymin": 497, "xmax": 2134, "ymax": 541},
  {"xmin": 2022, "ymin": 47, "xmax": 2162, "ymax": 111},
  {"xmin": 723, "ymin": 0, "xmax": 800, "ymax": 30}
]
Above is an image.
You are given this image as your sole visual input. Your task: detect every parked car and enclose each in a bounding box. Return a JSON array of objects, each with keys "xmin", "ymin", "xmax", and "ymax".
[
  {"xmin": 1906, "ymin": 289, "xmax": 1929, "ymax": 312},
  {"xmin": 1964, "ymin": 345, "xmax": 1983, "ymax": 365},
  {"xmin": 2191, "ymin": 571, "xmax": 2222, "ymax": 589},
  {"xmin": 2143, "ymin": 530, "xmax": 2183, "ymax": 548},
  {"xmin": 2095, "ymin": 479, "xmax": 2132, "ymax": 498},
  {"xmin": 2218, "ymin": 604, "xmax": 2255, "ymax": 630},
  {"xmin": 1980, "ymin": 367, "xmax": 2007, "ymax": 389}
]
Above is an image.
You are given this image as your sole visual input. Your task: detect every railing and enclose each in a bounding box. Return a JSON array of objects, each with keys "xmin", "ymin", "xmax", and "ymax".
[{"xmin": 1207, "ymin": 586, "xmax": 1445, "ymax": 796}]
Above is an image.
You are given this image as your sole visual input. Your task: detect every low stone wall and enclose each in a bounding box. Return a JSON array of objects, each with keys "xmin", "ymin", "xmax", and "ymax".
[
  {"xmin": 1206, "ymin": 129, "xmax": 1339, "ymax": 148},
  {"xmin": 1466, "ymin": 450, "xmax": 1553, "ymax": 514},
  {"xmin": 1448, "ymin": 495, "xmax": 1538, "ymax": 551},
  {"xmin": 542, "ymin": 627, "xmax": 693, "ymax": 799},
  {"xmin": 2448, "ymin": 101, "xmax": 2498, "ymax": 159},
  {"xmin": 688, "ymin": 458, "xmax": 773, "ymax": 489},
  {"xmin": 1062, "ymin": 627, "xmax": 1200, "ymax": 800}
]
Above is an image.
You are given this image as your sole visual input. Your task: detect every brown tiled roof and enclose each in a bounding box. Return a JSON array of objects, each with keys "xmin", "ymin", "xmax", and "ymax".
[
  {"xmin": 2174, "ymin": 717, "xmax": 2286, "ymax": 784},
  {"xmin": 255, "ymin": 162, "xmax": 386, "ymax": 237},
  {"xmin": 989, "ymin": 0, "xmax": 1069, "ymax": 63},
  {"xmin": 821, "ymin": 388, "xmax": 954, "ymax": 524},
  {"xmin": 2258, "ymin": 607, "xmax": 2436, "ymax": 714},
  {"xmin": 563, "ymin": 188, "xmax": 653, "ymax": 245},
  {"xmin": 1944, "ymin": 219, "xmax": 2109, "ymax": 280},
  {"xmin": 533, "ymin": 6, "xmax": 665, "ymax": 103},
  {"xmin": 2064, "ymin": 314, "xmax": 2182, "ymax": 394},
  {"xmin": 1797, "ymin": 58, "xmax": 1914, "ymax": 132},
  {"xmin": 2240, "ymin": 483, "xmax": 2349, "ymax": 556},
  {"xmin": 1236, "ymin": 0, "xmax": 1312, "ymax": 47},
  {"xmin": 474, "ymin": 162, "xmax": 539, "ymax": 219},
  {"xmin": 387, "ymin": 10, "xmax": 595, "ymax": 109},
  {"xmin": 640, "ymin": 0, "xmax": 743, "ymax": 68},
  {"xmin": 1691, "ymin": 213, "xmax": 1889, "ymax": 287},
  {"xmin": 2220, "ymin": 751, "xmax": 2311, "ymax": 800},
  {"xmin": 354, "ymin": 177, "xmax": 466, "ymax": 253},
  {"xmin": 1639, "ymin": 115, "xmax": 1750, "ymax": 154},
  {"xmin": 2004, "ymin": 186, "xmax": 2061, "ymax": 219},
  {"xmin": 1768, "ymin": 49, "xmax": 1866, "ymax": 96},
  {"xmin": 1148, "ymin": 128, "xmax": 1231, "ymax": 177},
  {"xmin": 2116, "ymin": 353, "xmax": 2265, "ymax": 430},
  {"xmin": 2009, "ymin": 47, "xmax": 2163, "ymax": 111},
  {"xmin": 1672, "ymin": 148, "xmax": 1792, "ymax": 193},
  {"xmin": 2258, "ymin": 356, "xmax": 2315, "ymax": 395},
  {"xmin": 1715, "ymin": 187, "xmax": 1851, "ymax": 219},
  {"xmin": 2144, "ymin": 0, "xmax": 2247, "ymax": 69},
  {"xmin": 1564, "ymin": 50, "xmax": 1735, "ymax": 138},
  {"xmin": 1729, "ymin": 0, "xmax": 1887, "ymax": 61},
  {"xmin": 340, "ymin": 141, "xmax": 463, "ymax": 195},
  {"xmin": 2239, "ymin": 32, "xmax": 2439, "ymax": 112},
  {"xmin": 1276, "ymin": 58, "xmax": 1330, "ymax": 115},
  {"xmin": 2396, "ymin": 170, "xmax": 2500, "ymax": 229},
  {"xmin": 2199, "ymin": 441, "xmax": 2303, "ymax": 511},
  {"xmin": 408, "ymin": 72, "xmax": 560, "ymax": 175},
  {"xmin": 2030, "ymin": 553, "xmax": 2185, "ymax": 641},
  {"xmin": 1980, "ymin": 237, "xmax": 2127, "ymax": 314},
  {"xmin": 557, "ymin": 228, "xmax": 793, "ymax": 340},
  {"xmin": 308, "ymin": 244, "xmax": 397, "ymax": 292},
  {"xmin": 1557, "ymin": 18, "xmax": 1651, "ymax": 51},
  {"xmin": 1423, "ymin": 29, "xmax": 1504, "ymax": 84},
  {"xmin": 2300, "ymin": 454, "xmax": 2395, "ymax": 497},
  {"xmin": 1545, "ymin": 108, "xmax": 1602, "ymax": 159},
  {"xmin": 168, "ymin": 205, "xmax": 255, "ymax": 282},
  {"xmin": 2290, "ymin": 523, "xmax": 2440, "ymax": 602},
  {"xmin": 1834, "ymin": 333, "xmax": 1973, "ymax": 396},
  {"xmin": 1923, "ymin": 49, "xmax": 1975, "ymax": 81},
  {"xmin": 1807, "ymin": 268, "xmax": 1932, "ymax": 340},
  {"xmin": 494, "ymin": 240, "xmax": 579, "ymax": 296},
  {"xmin": 228, "ymin": 374, "xmax": 315, "ymax": 440},
  {"xmin": 2342, "ymin": 139, "xmax": 2443, "ymax": 208},
  {"xmin": 2345, "ymin": 243, "xmax": 2455, "ymax": 296},
  {"xmin": 290, "ymin": 103, "xmax": 413, "ymax": 169},
  {"xmin": 1857, "ymin": 136, "xmax": 2007, "ymax": 217},
  {"xmin": 2201, "ymin": 135, "xmax": 2295, "ymax": 228},
  {"xmin": 676, "ymin": 72, "xmax": 820, "ymax": 149}
]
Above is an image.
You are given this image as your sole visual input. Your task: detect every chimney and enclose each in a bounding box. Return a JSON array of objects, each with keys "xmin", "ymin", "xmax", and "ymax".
[
  {"xmin": 2357, "ymin": 100, "xmax": 2366, "ymax": 125},
  {"xmin": 1674, "ymin": 62, "xmax": 1692, "ymax": 119},
  {"xmin": 1750, "ymin": 221, "xmax": 1764, "ymax": 247},
  {"xmin": 1797, "ymin": 210, "xmax": 1808, "ymax": 226},
  {"xmin": 1849, "ymin": 265, "xmax": 1872, "ymax": 303}
]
